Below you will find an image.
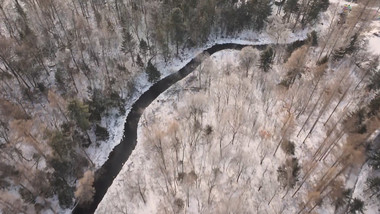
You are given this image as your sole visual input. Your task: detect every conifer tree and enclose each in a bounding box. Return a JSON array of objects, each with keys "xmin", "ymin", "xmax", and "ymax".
[
  {"xmin": 332, "ymin": 47, "xmax": 346, "ymax": 61},
  {"xmin": 253, "ymin": 0, "xmax": 273, "ymax": 30},
  {"xmin": 301, "ymin": 0, "xmax": 329, "ymax": 27},
  {"xmin": 136, "ymin": 54, "xmax": 144, "ymax": 67},
  {"xmin": 146, "ymin": 60, "xmax": 161, "ymax": 83},
  {"xmin": 332, "ymin": 187, "xmax": 351, "ymax": 210},
  {"xmin": 277, "ymin": 157, "xmax": 300, "ymax": 195},
  {"xmin": 332, "ymin": 33, "xmax": 358, "ymax": 61},
  {"xmin": 366, "ymin": 177, "xmax": 380, "ymax": 199},
  {"xmin": 49, "ymin": 130, "xmax": 74, "ymax": 160},
  {"xmin": 283, "ymin": 0, "xmax": 299, "ymax": 22},
  {"xmin": 345, "ymin": 33, "xmax": 359, "ymax": 55},
  {"xmin": 259, "ymin": 46, "xmax": 275, "ymax": 72},
  {"xmin": 368, "ymin": 95, "xmax": 380, "ymax": 116},
  {"xmin": 309, "ymin": 30, "xmax": 318, "ymax": 46},
  {"xmin": 367, "ymin": 69, "xmax": 380, "ymax": 91},
  {"xmin": 139, "ymin": 39, "xmax": 148, "ymax": 61},
  {"xmin": 349, "ymin": 198, "xmax": 365, "ymax": 214},
  {"xmin": 67, "ymin": 100, "xmax": 91, "ymax": 131},
  {"xmin": 139, "ymin": 39, "xmax": 148, "ymax": 53},
  {"xmin": 170, "ymin": 7, "xmax": 185, "ymax": 56},
  {"xmin": 368, "ymin": 150, "xmax": 380, "ymax": 170},
  {"xmin": 121, "ymin": 29, "xmax": 136, "ymax": 65}
]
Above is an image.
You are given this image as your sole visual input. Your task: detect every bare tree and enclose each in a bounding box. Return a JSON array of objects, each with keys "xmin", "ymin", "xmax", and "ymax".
[
  {"xmin": 75, "ymin": 170, "xmax": 95, "ymax": 205},
  {"xmin": 239, "ymin": 46, "xmax": 258, "ymax": 78}
]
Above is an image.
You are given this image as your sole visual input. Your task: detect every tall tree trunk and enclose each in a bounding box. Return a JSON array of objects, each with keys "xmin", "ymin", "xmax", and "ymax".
[
  {"xmin": 344, "ymin": 0, "xmax": 372, "ymax": 43},
  {"xmin": 297, "ymin": 74, "xmax": 323, "ymax": 119},
  {"xmin": 320, "ymin": 130, "xmax": 345, "ymax": 161},
  {"xmin": 297, "ymin": 89, "xmax": 325, "ymax": 137},
  {"xmin": 292, "ymin": 0, "xmax": 307, "ymax": 30},
  {"xmin": 292, "ymin": 161, "xmax": 318, "ymax": 198},
  {"xmin": 317, "ymin": 2, "xmax": 342, "ymax": 63},
  {"xmin": 0, "ymin": 55, "xmax": 31, "ymax": 89},
  {"xmin": 323, "ymin": 82, "xmax": 352, "ymax": 126}
]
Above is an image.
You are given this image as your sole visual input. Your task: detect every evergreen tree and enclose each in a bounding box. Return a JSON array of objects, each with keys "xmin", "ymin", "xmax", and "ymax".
[
  {"xmin": 303, "ymin": 0, "xmax": 321, "ymax": 26},
  {"xmin": 253, "ymin": 0, "xmax": 273, "ymax": 30},
  {"xmin": 368, "ymin": 150, "xmax": 380, "ymax": 170},
  {"xmin": 151, "ymin": 11, "xmax": 170, "ymax": 62},
  {"xmin": 50, "ymin": 174, "xmax": 74, "ymax": 208},
  {"xmin": 49, "ymin": 131, "xmax": 74, "ymax": 160},
  {"xmin": 259, "ymin": 46, "xmax": 275, "ymax": 72},
  {"xmin": 332, "ymin": 47, "xmax": 346, "ymax": 61},
  {"xmin": 283, "ymin": 0, "xmax": 299, "ymax": 22},
  {"xmin": 349, "ymin": 198, "xmax": 365, "ymax": 214},
  {"xmin": 345, "ymin": 33, "xmax": 359, "ymax": 55},
  {"xmin": 366, "ymin": 177, "xmax": 380, "ymax": 199},
  {"xmin": 88, "ymin": 89, "xmax": 126, "ymax": 122},
  {"xmin": 281, "ymin": 140, "xmax": 295, "ymax": 156},
  {"xmin": 220, "ymin": 6, "xmax": 240, "ymax": 33},
  {"xmin": 139, "ymin": 39, "xmax": 148, "ymax": 57},
  {"xmin": 170, "ymin": 8, "xmax": 185, "ymax": 56},
  {"xmin": 67, "ymin": 100, "xmax": 91, "ymax": 131},
  {"xmin": 236, "ymin": 3, "xmax": 253, "ymax": 31},
  {"xmin": 88, "ymin": 90, "xmax": 107, "ymax": 122},
  {"xmin": 95, "ymin": 124, "xmax": 109, "ymax": 141},
  {"xmin": 136, "ymin": 54, "xmax": 144, "ymax": 67},
  {"xmin": 121, "ymin": 30, "xmax": 133, "ymax": 54},
  {"xmin": 302, "ymin": 0, "xmax": 329, "ymax": 27},
  {"xmin": 121, "ymin": 29, "xmax": 136, "ymax": 64},
  {"xmin": 367, "ymin": 69, "xmax": 380, "ymax": 91},
  {"xmin": 333, "ymin": 188, "xmax": 351, "ymax": 210},
  {"xmin": 319, "ymin": 0, "xmax": 330, "ymax": 12},
  {"xmin": 277, "ymin": 157, "xmax": 300, "ymax": 189},
  {"xmin": 309, "ymin": 30, "xmax": 318, "ymax": 46},
  {"xmin": 194, "ymin": 0, "xmax": 215, "ymax": 42},
  {"xmin": 146, "ymin": 60, "xmax": 161, "ymax": 83},
  {"xmin": 368, "ymin": 94, "xmax": 380, "ymax": 116},
  {"xmin": 332, "ymin": 34, "xmax": 358, "ymax": 61}
]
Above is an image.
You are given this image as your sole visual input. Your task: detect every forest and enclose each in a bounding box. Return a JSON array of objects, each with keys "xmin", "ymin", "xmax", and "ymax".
[{"xmin": 0, "ymin": 0, "xmax": 379, "ymax": 213}]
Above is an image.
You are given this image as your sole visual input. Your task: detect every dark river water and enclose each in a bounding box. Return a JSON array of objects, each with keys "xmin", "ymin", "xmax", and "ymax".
[{"xmin": 72, "ymin": 42, "xmax": 271, "ymax": 214}]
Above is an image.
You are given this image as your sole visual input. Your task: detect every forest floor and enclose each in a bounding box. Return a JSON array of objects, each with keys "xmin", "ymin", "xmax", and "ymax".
[
  {"xmin": 93, "ymin": 1, "xmax": 380, "ymax": 214},
  {"xmin": 97, "ymin": 49, "xmax": 379, "ymax": 214},
  {"xmin": 85, "ymin": 26, "xmax": 315, "ymax": 172},
  {"xmin": 85, "ymin": 28, "xmax": 311, "ymax": 168}
]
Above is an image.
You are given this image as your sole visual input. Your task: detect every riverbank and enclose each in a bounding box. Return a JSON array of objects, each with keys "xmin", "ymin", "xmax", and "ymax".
[{"xmin": 72, "ymin": 28, "xmax": 310, "ymax": 213}]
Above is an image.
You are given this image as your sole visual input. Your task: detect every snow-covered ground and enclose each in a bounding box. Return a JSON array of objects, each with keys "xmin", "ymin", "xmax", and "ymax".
[
  {"xmin": 96, "ymin": 40, "xmax": 375, "ymax": 214},
  {"xmin": 85, "ymin": 28, "xmax": 310, "ymax": 168},
  {"xmin": 351, "ymin": 163, "xmax": 379, "ymax": 214},
  {"xmin": 85, "ymin": 0, "xmax": 349, "ymax": 170},
  {"xmin": 93, "ymin": 2, "xmax": 380, "ymax": 214},
  {"xmin": 2, "ymin": 0, "xmax": 379, "ymax": 213},
  {"xmin": 367, "ymin": 20, "xmax": 380, "ymax": 55}
]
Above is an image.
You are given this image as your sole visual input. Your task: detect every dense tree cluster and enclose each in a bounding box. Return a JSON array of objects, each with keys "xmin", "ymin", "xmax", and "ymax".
[
  {"xmin": 259, "ymin": 46, "xmax": 275, "ymax": 72},
  {"xmin": 0, "ymin": 0, "xmax": 364, "ymax": 212}
]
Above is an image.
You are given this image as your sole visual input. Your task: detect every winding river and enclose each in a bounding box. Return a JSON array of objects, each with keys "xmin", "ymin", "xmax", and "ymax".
[{"xmin": 72, "ymin": 42, "xmax": 275, "ymax": 214}]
